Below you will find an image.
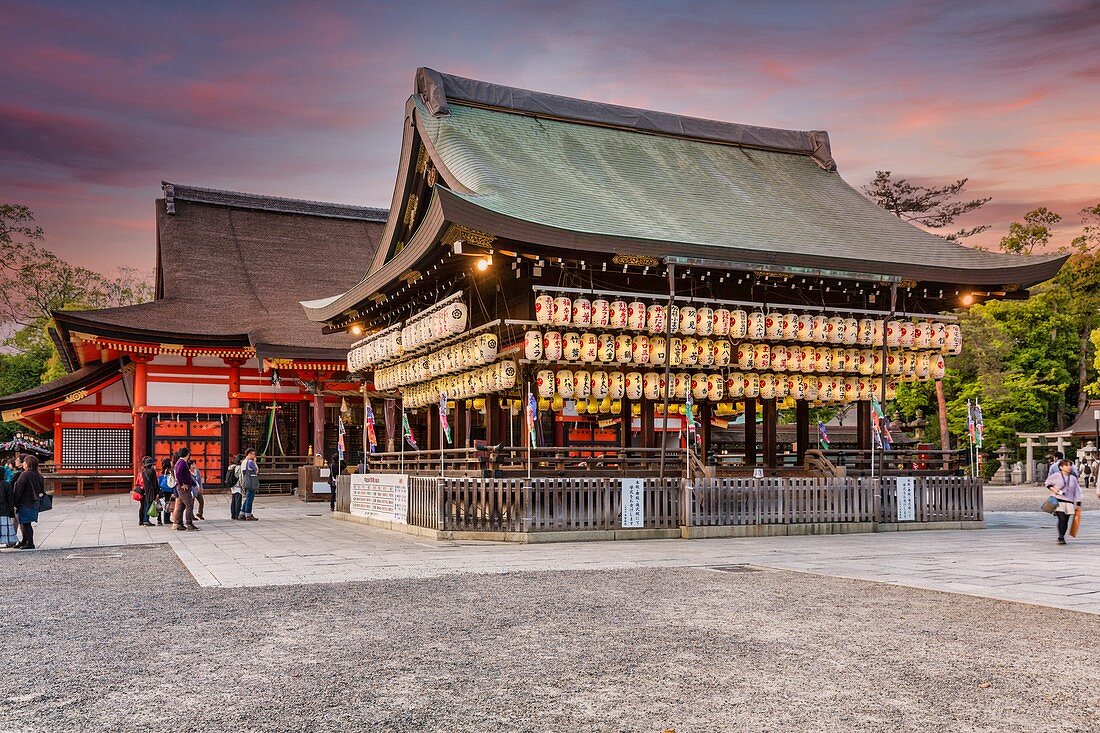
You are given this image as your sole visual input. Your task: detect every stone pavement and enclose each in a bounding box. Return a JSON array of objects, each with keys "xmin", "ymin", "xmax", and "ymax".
[{"xmin": 10, "ymin": 493, "xmax": 1100, "ymax": 615}]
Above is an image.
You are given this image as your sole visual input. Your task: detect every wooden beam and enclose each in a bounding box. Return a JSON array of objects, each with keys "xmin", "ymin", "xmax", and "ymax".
[
  {"xmin": 744, "ymin": 398, "xmax": 758, "ymax": 466},
  {"xmin": 762, "ymin": 398, "xmax": 777, "ymax": 468},
  {"xmin": 796, "ymin": 400, "xmax": 810, "ymax": 465},
  {"xmin": 857, "ymin": 401, "xmax": 872, "ymax": 452}
]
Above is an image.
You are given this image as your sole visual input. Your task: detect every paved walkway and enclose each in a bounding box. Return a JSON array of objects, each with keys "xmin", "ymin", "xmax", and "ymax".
[{"xmin": 10, "ymin": 493, "xmax": 1100, "ymax": 614}]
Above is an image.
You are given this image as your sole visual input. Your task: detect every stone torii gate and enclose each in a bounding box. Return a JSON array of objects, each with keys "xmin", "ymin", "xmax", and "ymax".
[{"xmin": 1017, "ymin": 431, "xmax": 1072, "ymax": 483}]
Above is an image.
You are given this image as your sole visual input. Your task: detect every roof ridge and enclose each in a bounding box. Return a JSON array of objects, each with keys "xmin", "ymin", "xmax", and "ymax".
[
  {"xmin": 161, "ymin": 181, "xmax": 389, "ymax": 221},
  {"xmin": 415, "ymin": 67, "xmax": 836, "ymax": 171}
]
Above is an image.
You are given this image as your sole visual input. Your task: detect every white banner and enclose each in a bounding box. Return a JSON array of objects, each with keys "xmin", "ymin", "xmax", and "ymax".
[
  {"xmin": 621, "ymin": 478, "xmax": 645, "ymax": 528},
  {"xmin": 349, "ymin": 473, "xmax": 408, "ymax": 524}
]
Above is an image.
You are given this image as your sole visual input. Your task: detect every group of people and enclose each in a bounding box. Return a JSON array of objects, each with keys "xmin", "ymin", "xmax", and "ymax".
[
  {"xmin": 1045, "ymin": 451, "xmax": 1100, "ymax": 545},
  {"xmin": 136, "ymin": 448, "xmax": 260, "ymax": 529},
  {"xmin": 0, "ymin": 454, "xmax": 48, "ymax": 550}
]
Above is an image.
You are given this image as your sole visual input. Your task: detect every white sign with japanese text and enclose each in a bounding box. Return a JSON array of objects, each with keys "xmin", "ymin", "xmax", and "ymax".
[
  {"xmin": 621, "ymin": 478, "xmax": 645, "ymax": 528},
  {"xmin": 349, "ymin": 473, "xmax": 408, "ymax": 524},
  {"xmin": 896, "ymin": 477, "xmax": 916, "ymax": 522}
]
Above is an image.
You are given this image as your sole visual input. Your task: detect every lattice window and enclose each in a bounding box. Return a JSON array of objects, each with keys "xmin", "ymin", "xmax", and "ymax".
[{"xmin": 61, "ymin": 428, "xmax": 132, "ymax": 470}]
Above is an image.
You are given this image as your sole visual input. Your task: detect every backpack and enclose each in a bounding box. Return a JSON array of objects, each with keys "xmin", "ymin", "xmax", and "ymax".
[
  {"xmin": 224, "ymin": 464, "xmax": 241, "ymax": 487},
  {"xmin": 166, "ymin": 470, "xmax": 178, "ymax": 490}
]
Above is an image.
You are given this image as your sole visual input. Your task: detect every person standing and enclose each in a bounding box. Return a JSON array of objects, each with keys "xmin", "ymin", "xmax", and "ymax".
[
  {"xmin": 0, "ymin": 471, "xmax": 16, "ymax": 548},
  {"xmin": 13, "ymin": 454, "xmax": 46, "ymax": 550},
  {"xmin": 170, "ymin": 447, "xmax": 199, "ymax": 531},
  {"xmin": 225, "ymin": 454, "xmax": 243, "ymax": 520},
  {"xmin": 2, "ymin": 458, "xmax": 15, "ymax": 483},
  {"xmin": 189, "ymin": 459, "xmax": 205, "ymax": 520},
  {"xmin": 139, "ymin": 456, "xmax": 158, "ymax": 527},
  {"xmin": 1046, "ymin": 459, "xmax": 1082, "ymax": 545},
  {"xmin": 239, "ymin": 449, "xmax": 259, "ymax": 521}
]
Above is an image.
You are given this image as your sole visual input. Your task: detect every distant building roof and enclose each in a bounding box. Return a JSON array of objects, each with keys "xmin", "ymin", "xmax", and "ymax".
[
  {"xmin": 305, "ymin": 67, "xmax": 1067, "ymax": 323},
  {"xmin": 54, "ymin": 185, "xmax": 388, "ymax": 363}
]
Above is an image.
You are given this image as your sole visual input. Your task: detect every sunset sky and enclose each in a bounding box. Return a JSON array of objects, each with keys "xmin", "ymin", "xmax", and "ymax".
[{"xmin": 2, "ymin": 0, "xmax": 1098, "ymax": 275}]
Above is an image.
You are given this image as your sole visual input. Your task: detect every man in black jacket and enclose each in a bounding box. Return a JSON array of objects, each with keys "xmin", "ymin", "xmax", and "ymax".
[{"xmin": 140, "ymin": 456, "xmax": 159, "ymax": 527}]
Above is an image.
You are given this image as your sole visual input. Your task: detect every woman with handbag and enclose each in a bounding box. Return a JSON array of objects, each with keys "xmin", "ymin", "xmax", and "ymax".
[
  {"xmin": 1046, "ymin": 459, "xmax": 1082, "ymax": 545},
  {"xmin": 13, "ymin": 454, "xmax": 46, "ymax": 550},
  {"xmin": 0, "ymin": 473, "xmax": 17, "ymax": 548},
  {"xmin": 139, "ymin": 456, "xmax": 159, "ymax": 527},
  {"xmin": 238, "ymin": 448, "xmax": 260, "ymax": 521},
  {"xmin": 189, "ymin": 459, "xmax": 205, "ymax": 520}
]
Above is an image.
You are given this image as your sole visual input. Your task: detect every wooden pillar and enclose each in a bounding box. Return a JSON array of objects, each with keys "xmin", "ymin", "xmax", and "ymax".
[
  {"xmin": 641, "ymin": 398, "xmax": 655, "ymax": 450},
  {"xmin": 53, "ymin": 409, "xmax": 63, "ymax": 469},
  {"xmin": 427, "ymin": 407, "xmax": 440, "ymax": 451},
  {"xmin": 486, "ymin": 397, "xmax": 501, "ymax": 445},
  {"xmin": 857, "ymin": 401, "xmax": 872, "ymax": 452},
  {"xmin": 225, "ymin": 359, "xmax": 242, "ymax": 459},
  {"xmin": 744, "ymin": 397, "xmax": 758, "ymax": 466},
  {"xmin": 620, "ymin": 398, "xmax": 632, "ymax": 450},
  {"xmin": 796, "ymin": 400, "xmax": 810, "ymax": 465},
  {"xmin": 132, "ymin": 357, "xmax": 149, "ymax": 473},
  {"xmin": 700, "ymin": 403, "xmax": 712, "ymax": 465},
  {"xmin": 762, "ymin": 398, "xmax": 777, "ymax": 468},
  {"xmin": 297, "ymin": 400, "xmax": 310, "ymax": 456},
  {"xmin": 453, "ymin": 400, "xmax": 467, "ymax": 450},
  {"xmin": 312, "ymin": 390, "xmax": 325, "ymax": 458}
]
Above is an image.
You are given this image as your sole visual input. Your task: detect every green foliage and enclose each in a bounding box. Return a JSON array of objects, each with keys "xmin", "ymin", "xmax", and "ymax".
[
  {"xmin": 998, "ymin": 207, "xmax": 1061, "ymax": 255},
  {"xmin": 861, "ymin": 171, "xmax": 991, "ymax": 241},
  {"xmin": 1071, "ymin": 204, "xmax": 1100, "ymax": 253},
  {"xmin": 0, "ymin": 345, "xmax": 50, "ymax": 440}
]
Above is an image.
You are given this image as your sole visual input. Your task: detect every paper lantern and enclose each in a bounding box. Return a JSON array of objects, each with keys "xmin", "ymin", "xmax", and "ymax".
[
  {"xmin": 886, "ymin": 381, "xmax": 898, "ymax": 400},
  {"xmin": 580, "ymin": 333, "xmax": 598, "ymax": 362},
  {"xmin": 537, "ymin": 397, "xmax": 550, "ymax": 412},
  {"xmin": 445, "ymin": 302, "xmax": 468, "ymax": 335},
  {"xmin": 797, "ymin": 345, "xmax": 814, "ymax": 372},
  {"xmin": 786, "ymin": 345, "xmax": 802, "ymax": 373},
  {"xmin": 841, "ymin": 318, "xmax": 859, "ymax": 346},
  {"xmin": 642, "ymin": 372, "xmax": 659, "ymax": 400},
  {"xmin": 771, "ymin": 345, "xmax": 788, "ymax": 373},
  {"xmin": 681, "ymin": 337, "xmax": 699, "ymax": 366},
  {"xmin": 742, "ymin": 372, "xmax": 760, "ymax": 398},
  {"xmin": 844, "ymin": 348, "xmax": 860, "ymax": 374},
  {"xmin": 736, "ymin": 343, "xmax": 754, "ymax": 370},
  {"xmin": 668, "ymin": 306, "xmax": 681, "ymax": 334},
  {"xmin": 499, "ymin": 361, "xmax": 517, "ymax": 390},
  {"xmin": 673, "ymin": 372, "xmax": 688, "ymax": 399},
  {"xmin": 900, "ymin": 351, "xmax": 917, "ymax": 377},
  {"xmin": 571, "ymin": 298, "xmax": 592, "ymax": 326},
  {"xmin": 831, "ymin": 347, "xmax": 847, "ymax": 373},
  {"xmin": 679, "ymin": 306, "xmax": 697, "ymax": 335},
  {"xmin": 930, "ymin": 322, "xmax": 947, "ymax": 350},
  {"xmin": 931, "ymin": 354, "xmax": 946, "ymax": 379},
  {"xmin": 727, "ymin": 373, "xmax": 745, "ymax": 398},
  {"xmin": 945, "ymin": 324, "xmax": 962, "ymax": 354},
  {"xmin": 814, "ymin": 346, "xmax": 832, "ymax": 372},
  {"xmin": 815, "ymin": 376, "xmax": 833, "ymax": 401},
  {"xmin": 713, "ymin": 308, "xmax": 732, "ymax": 336},
  {"xmin": 574, "ymin": 370, "xmax": 591, "ymax": 399},
  {"xmin": 796, "ymin": 314, "xmax": 814, "ymax": 342},
  {"xmin": 647, "ymin": 304, "xmax": 667, "ymax": 334},
  {"xmin": 789, "ymin": 374, "xmax": 807, "ymax": 400},
  {"xmin": 599, "ymin": 396, "xmax": 613, "ymax": 413},
  {"xmin": 563, "ymin": 332, "xmax": 582, "ymax": 361},
  {"xmin": 556, "ymin": 369, "xmax": 575, "ymax": 398},
  {"xmin": 898, "ymin": 321, "xmax": 915, "ymax": 349},
  {"xmin": 747, "ymin": 312, "xmax": 766, "ymax": 340},
  {"xmin": 478, "ymin": 333, "xmax": 499, "ymax": 363},
  {"xmin": 608, "ymin": 372, "xmax": 625, "ymax": 400},
  {"xmin": 611, "ymin": 400, "xmax": 622, "ymax": 414},
  {"xmin": 536, "ymin": 370, "xmax": 555, "ymax": 398},
  {"xmin": 765, "ymin": 313, "xmax": 783, "ymax": 340},
  {"xmin": 627, "ymin": 301, "xmax": 647, "ymax": 330},
  {"xmin": 915, "ymin": 352, "xmax": 932, "ymax": 379},
  {"xmin": 759, "ymin": 373, "xmax": 777, "ymax": 399},
  {"xmin": 857, "ymin": 377, "xmax": 873, "ymax": 401},
  {"xmin": 857, "ymin": 349, "xmax": 875, "ymax": 376},
  {"xmin": 886, "ymin": 320, "xmax": 902, "ymax": 348},
  {"xmin": 753, "ymin": 343, "xmax": 771, "ymax": 371},
  {"xmin": 598, "ymin": 334, "xmax": 616, "ymax": 363},
  {"xmin": 886, "ymin": 353, "xmax": 902, "ymax": 375},
  {"xmin": 870, "ymin": 351, "xmax": 883, "ymax": 374},
  {"xmin": 552, "ymin": 394, "xmax": 565, "ymax": 411},
  {"xmin": 911, "ymin": 321, "xmax": 931, "ymax": 350},
  {"xmin": 592, "ymin": 299, "xmax": 610, "ymax": 327},
  {"xmin": 689, "ymin": 372, "xmax": 706, "ymax": 400},
  {"xmin": 825, "ymin": 316, "xmax": 843, "ymax": 344},
  {"xmin": 609, "ymin": 301, "xmax": 629, "ymax": 329},
  {"xmin": 707, "ymin": 374, "xmax": 724, "ymax": 401},
  {"xmin": 696, "ymin": 307, "xmax": 714, "ymax": 336},
  {"xmin": 697, "ymin": 338, "xmax": 715, "ymax": 366},
  {"xmin": 631, "ymin": 334, "xmax": 650, "ymax": 364},
  {"xmin": 615, "ymin": 334, "xmax": 633, "ymax": 363},
  {"xmin": 551, "ymin": 297, "xmax": 571, "ymax": 326},
  {"xmin": 650, "ymin": 336, "xmax": 667, "ymax": 366},
  {"xmin": 856, "ymin": 318, "xmax": 875, "ymax": 346},
  {"xmin": 807, "ymin": 315, "xmax": 826, "ymax": 344},
  {"xmin": 591, "ymin": 370, "xmax": 609, "ymax": 398},
  {"xmin": 730, "ymin": 310, "xmax": 748, "ymax": 339},
  {"xmin": 669, "ymin": 337, "xmax": 683, "ymax": 366},
  {"xmin": 871, "ymin": 320, "xmax": 885, "ymax": 347},
  {"xmin": 774, "ymin": 375, "xmax": 790, "ymax": 398},
  {"xmin": 626, "ymin": 372, "xmax": 644, "ymax": 401},
  {"xmin": 714, "ymin": 340, "xmax": 732, "ymax": 366},
  {"xmin": 543, "ymin": 332, "xmax": 563, "ymax": 361}
]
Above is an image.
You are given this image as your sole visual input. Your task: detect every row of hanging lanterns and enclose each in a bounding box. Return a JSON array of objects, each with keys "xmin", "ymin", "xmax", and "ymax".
[
  {"xmin": 525, "ymin": 331, "xmax": 946, "ymax": 376},
  {"xmin": 531, "ymin": 397, "xmax": 796, "ymax": 415},
  {"xmin": 347, "ymin": 298, "xmax": 469, "ymax": 372},
  {"xmin": 534, "ymin": 295, "xmax": 962, "ymax": 351},
  {"xmin": 373, "ymin": 333, "xmax": 498, "ymax": 391},
  {"xmin": 402, "ymin": 360, "xmax": 518, "ymax": 408},
  {"xmin": 536, "ymin": 369, "xmax": 899, "ymax": 402}
]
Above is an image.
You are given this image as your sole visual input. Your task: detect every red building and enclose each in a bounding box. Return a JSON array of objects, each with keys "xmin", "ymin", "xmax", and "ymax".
[{"xmin": 0, "ymin": 183, "xmax": 386, "ymax": 491}]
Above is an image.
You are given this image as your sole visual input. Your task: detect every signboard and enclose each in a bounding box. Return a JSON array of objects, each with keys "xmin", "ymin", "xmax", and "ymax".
[
  {"xmin": 896, "ymin": 477, "xmax": 916, "ymax": 522},
  {"xmin": 621, "ymin": 478, "xmax": 645, "ymax": 528},
  {"xmin": 349, "ymin": 473, "xmax": 408, "ymax": 524},
  {"xmin": 311, "ymin": 481, "xmax": 332, "ymax": 495}
]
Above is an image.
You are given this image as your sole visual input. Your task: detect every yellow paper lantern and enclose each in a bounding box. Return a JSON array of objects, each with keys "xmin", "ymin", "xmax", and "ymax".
[
  {"xmin": 599, "ymin": 396, "xmax": 613, "ymax": 413},
  {"xmin": 611, "ymin": 400, "xmax": 622, "ymax": 414},
  {"xmin": 537, "ymin": 397, "xmax": 550, "ymax": 412},
  {"xmin": 631, "ymin": 403, "xmax": 641, "ymax": 416},
  {"xmin": 551, "ymin": 394, "xmax": 564, "ymax": 411}
]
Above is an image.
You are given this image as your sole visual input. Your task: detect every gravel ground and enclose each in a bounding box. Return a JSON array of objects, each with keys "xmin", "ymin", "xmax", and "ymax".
[
  {"xmin": 985, "ymin": 483, "xmax": 1100, "ymax": 512},
  {"xmin": 2, "ymin": 546, "xmax": 1099, "ymax": 733}
]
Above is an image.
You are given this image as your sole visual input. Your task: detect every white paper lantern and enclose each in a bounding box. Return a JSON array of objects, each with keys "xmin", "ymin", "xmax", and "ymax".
[
  {"xmin": 650, "ymin": 336, "xmax": 667, "ymax": 366},
  {"xmin": 730, "ymin": 310, "xmax": 748, "ymax": 339},
  {"xmin": 759, "ymin": 373, "xmax": 777, "ymax": 399},
  {"xmin": 930, "ymin": 322, "xmax": 947, "ymax": 350},
  {"xmin": 898, "ymin": 321, "xmax": 915, "ymax": 349},
  {"xmin": 551, "ymin": 297, "xmax": 572, "ymax": 326},
  {"xmin": 931, "ymin": 354, "xmax": 946, "ymax": 379},
  {"xmin": 707, "ymin": 374, "xmax": 724, "ymax": 401},
  {"xmin": 499, "ymin": 361, "xmax": 517, "ymax": 390},
  {"xmin": 580, "ymin": 333, "xmax": 598, "ymax": 362},
  {"xmin": 563, "ymin": 332, "xmax": 582, "ymax": 361},
  {"xmin": 831, "ymin": 347, "xmax": 847, "ymax": 373},
  {"xmin": 679, "ymin": 306, "xmax": 697, "ymax": 335},
  {"xmin": 842, "ymin": 318, "xmax": 859, "ymax": 346},
  {"xmin": 631, "ymin": 335, "xmax": 650, "ymax": 364},
  {"xmin": 572, "ymin": 298, "xmax": 592, "ymax": 326},
  {"xmin": 714, "ymin": 340, "xmax": 732, "ymax": 366},
  {"xmin": 809, "ymin": 315, "xmax": 828, "ymax": 343},
  {"xmin": 696, "ymin": 307, "xmax": 714, "ymax": 336},
  {"xmin": 673, "ymin": 373, "xmax": 688, "ymax": 399},
  {"xmin": 737, "ymin": 343, "xmax": 755, "ymax": 370},
  {"xmin": 691, "ymin": 372, "xmax": 708, "ymax": 400},
  {"xmin": 574, "ymin": 370, "xmax": 591, "ymax": 399},
  {"xmin": 592, "ymin": 299, "xmax": 610, "ymax": 327},
  {"xmin": 556, "ymin": 369, "xmax": 575, "ymax": 398},
  {"xmin": 642, "ymin": 372, "xmax": 659, "ymax": 400},
  {"xmin": 713, "ymin": 309, "xmax": 732, "ymax": 336},
  {"xmin": 609, "ymin": 301, "xmax": 629, "ymax": 329},
  {"xmin": 771, "ymin": 345, "xmax": 788, "ymax": 373},
  {"xmin": 608, "ymin": 372, "xmax": 625, "ymax": 400},
  {"xmin": 478, "ymin": 333, "xmax": 498, "ymax": 363},
  {"xmin": 797, "ymin": 314, "xmax": 815, "ymax": 342},
  {"xmin": 912, "ymin": 321, "xmax": 931, "ymax": 350},
  {"xmin": 647, "ymin": 304, "xmax": 667, "ymax": 334},
  {"xmin": 747, "ymin": 312, "xmax": 766, "ymax": 340},
  {"xmin": 727, "ymin": 373, "xmax": 745, "ymax": 398},
  {"xmin": 765, "ymin": 313, "xmax": 783, "ymax": 340},
  {"xmin": 799, "ymin": 345, "xmax": 816, "ymax": 373},
  {"xmin": 945, "ymin": 324, "xmax": 962, "ymax": 354},
  {"xmin": 754, "ymin": 343, "xmax": 771, "ymax": 371},
  {"xmin": 780, "ymin": 312, "xmax": 798, "ymax": 341},
  {"xmin": 669, "ymin": 337, "xmax": 683, "ymax": 366},
  {"xmin": 597, "ymin": 334, "xmax": 616, "ymax": 363},
  {"xmin": 681, "ymin": 337, "xmax": 699, "ymax": 366},
  {"xmin": 627, "ymin": 301, "xmax": 647, "ymax": 330},
  {"xmin": 536, "ymin": 370, "xmax": 554, "ymax": 398},
  {"xmin": 591, "ymin": 371, "xmax": 609, "ymax": 398},
  {"xmin": 826, "ymin": 316, "xmax": 845, "ymax": 344},
  {"xmin": 915, "ymin": 352, "xmax": 932, "ymax": 379},
  {"xmin": 668, "ymin": 306, "xmax": 681, "ymax": 334},
  {"xmin": 615, "ymin": 334, "xmax": 633, "ymax": 363},
  {"xmin": 886, "ymin": 320, "xmax": 902, "ymax": 348},
  {"xmin": 787, "ymin": 345, "xmax": 803, "ymax": 373},
  {"xmin": 814, "ymin": 346, "xmax": 832, "ymax": 372},
  {"xmin": 742, "ymin": 373, "xmax": 760, "ymax": 398},
  {"xmin": 543, "ymin": 332, "xmax": 562, "ymax": 361},
  {"xmin": 697, "ymin": 338, "xmax": 715, "ymax": 366},
  {"xmin": 626, "ymin": 372, "xmax": 644, "ymax": 401}
]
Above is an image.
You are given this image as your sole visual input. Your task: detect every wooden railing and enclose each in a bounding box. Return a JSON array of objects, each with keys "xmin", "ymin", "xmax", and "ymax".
[
  {"xmin": 365, "ymin": 446, "xmax": 686, "ymax": 478},
  {"xmin": 820, "ymin": 448, "xmax": 966, "ymax": 476},
  {"xmin": 686, "ymin": 477, "xmax": 879, "ymax": 526},
  {"xmin": 879, "ymin": 475, "xmax": 983, "ymax": 522}
]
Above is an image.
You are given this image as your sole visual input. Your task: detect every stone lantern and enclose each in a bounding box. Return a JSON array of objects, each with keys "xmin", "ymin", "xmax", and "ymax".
[{"xmin": 993, "ymin": 445, "xmax": 1013, "ymax": 485}]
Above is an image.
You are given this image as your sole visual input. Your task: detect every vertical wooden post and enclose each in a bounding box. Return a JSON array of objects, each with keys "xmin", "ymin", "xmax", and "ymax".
[
  {"xmin": 700, "ymin": 403, "xmax": 712, "ymax": 466},
  {"xmin": 53, "ymin": 409, "xmax": 63, "ymax": 469},
  {"xmin": 312, "ymin": 390, "xmax": 326, "ymax": 459},
  {"xmin": 762, "ymin": 398, "xmax": 777, "ymax": 468},
  {"xmin": 453, "ymin": 400, "xmax": 468, "ymax": 450},
  {"xmin": 225, "ymin": 358, "xmax": 242, "ymax": 459},
  {"xmin": 485, "ymin": 397, "xmax": 501, "ymax": 446},
  {"xmin": 796, "ymin": 399, "xmax": 810, "ymax": 465},
  {"xmin": 620, "ymin": 398, "xmax": 632, "ymax": 450},
  {"xmin": 744, "ymin": 397, "xmax": 758, "ymax": 466},
  {"xmin": 427, "ymin": 406, "xmax": 440, "ymax": 451},
  {"xmin": 297, "ymin": 400, "xmax": 310, "ymax": 456},
  {"xmin": 641, "ymin": 398, "xmax": 655, "ymax": 451},
  {"xmin": 857, "ymin": 401, "xmax": 871, "ymax": 452},
  {"xmin": 132, "ymin": 356, "xmax": 149, "ymax": 473}
]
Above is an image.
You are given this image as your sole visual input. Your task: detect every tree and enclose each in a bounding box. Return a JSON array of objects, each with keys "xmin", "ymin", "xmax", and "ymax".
[
  {"xmin": 1071, "ymin": 204, "xmax": 1100, "ymax": 253},
  {"xmin": 998, "ymin": 207, "xmax": 1061, "ymax": 255},
  {"xmin": 862, "ymin": 171, "xmax": 992, "ymax": 241}
]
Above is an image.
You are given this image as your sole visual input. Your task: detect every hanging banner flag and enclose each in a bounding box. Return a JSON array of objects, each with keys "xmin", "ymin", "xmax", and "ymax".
[
  {"xmin": 439, "ymin": 392, "xmax": 453, "ymax": 445},
  {"xmin": 402, "ymin": 410, "xmax": 418, "ymax": 450},
  {"xmin": 364, "ymin": 399, "xmax": 378, "ymax": 453},
  {"xmin": 337, "ymin": 416, "xmax": 346, "ymax": 461},
  {"xmin": 818, "ymin": 421, "xmax": 831, "ymax": 449},
  {"xmin": 870, "ymin": 397, "xmax": 892, "ymax": 450},
  {"xmin": 685, "ymin": 391, "xmax": 695, "ymax": 434},
  {"xmin": 526, "ymin": 390, "xmax": 539, "ymax": 447},
  {"xmin": 974, "ymin": 401, "xmax": 984, "ymax": 449},
  {"xmin": 966, "ymin": 399, "xmax": 976, "ymax": 443}
]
